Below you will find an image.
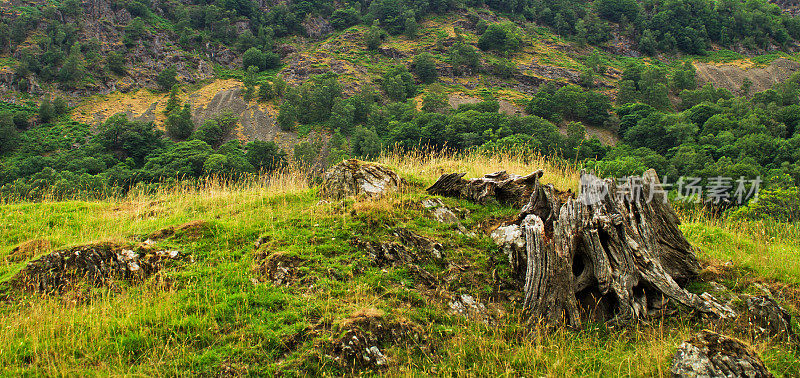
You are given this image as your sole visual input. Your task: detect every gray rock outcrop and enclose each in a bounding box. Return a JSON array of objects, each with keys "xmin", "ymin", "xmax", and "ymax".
[
  {"xmin": 322, "ymin": 160, "xmax": 403, "ymax": 200},
  {"xmin": 670, "ymin": 330, "xmax": 773, "ymax": 378}
]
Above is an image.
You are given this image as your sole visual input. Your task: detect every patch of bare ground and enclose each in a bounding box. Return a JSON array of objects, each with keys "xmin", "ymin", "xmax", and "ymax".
[
  {"xmin": 694, "ymin": 58, "xmax": 800, "ymax": 95},
  {"xmin": 5, "ymin": 239, "xmax": 52, "ymax": 264},
  {"xmin": 147, "ymin": 220, "xmax": 210, "ymax": 240}
]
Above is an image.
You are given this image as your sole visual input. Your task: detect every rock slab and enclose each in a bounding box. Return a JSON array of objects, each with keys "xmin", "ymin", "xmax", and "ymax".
[
  {"xmin": 322, "ymin": 159, "xmax": 403, "ymax": 200},
  {"xmin": 670, "ymin": 330, "xmax": 773, "ymax": 378}
]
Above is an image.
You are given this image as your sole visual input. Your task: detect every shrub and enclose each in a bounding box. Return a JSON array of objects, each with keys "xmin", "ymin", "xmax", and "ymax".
[
  {"xmin": 412, "ymin": 53, "xmax": 438, "ymax": 84},
  {"xmin": 245, "ymin": 140, "xmax": 286, "ymax": 172},
  {"xmin": 156, "ymin": 67, "xmax": 178, "ymax": 92},
  {"xmin": 166, "ymin": 104, "xmax": 194, "ymax": 140}
]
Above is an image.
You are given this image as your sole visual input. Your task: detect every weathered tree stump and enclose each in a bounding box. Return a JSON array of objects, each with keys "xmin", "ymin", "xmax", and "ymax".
[
  {"xmin": 427, "ymin": 170, "xmax": 548, "ymax": 208},
  {"xmin": 430, "ymin": 169, "xmax": 734, "ymax": 327}
]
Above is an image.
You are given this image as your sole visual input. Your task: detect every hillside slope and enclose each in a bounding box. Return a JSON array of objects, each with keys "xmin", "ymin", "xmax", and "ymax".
[{"xmin": 0, "ymin": 152, "xmax": 798, "ymax": 375}]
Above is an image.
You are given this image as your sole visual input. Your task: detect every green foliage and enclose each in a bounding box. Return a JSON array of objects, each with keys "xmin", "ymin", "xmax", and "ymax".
[
  {"xmin": 95, "ymin": 113, "xmax": 162, "ymax": 163},
  {"xmin": 526, "ymin": 83, "xmax": 612, "ymax": 126},
  {"xmin": 156, "ymin": 67, "xmax": 178, "ymax": 92},
  {"xmin": 293, "ymin": 140, "xmax": 319, "ymax": 166},
  {"xmin": 143, "ymin": 139, "xmax": 213, "ymax": 179},
  {"xmin": 382, "ymin": 65, "xmax": 416, "ymax": 101},
  {"xmin": 672, "ymin": 61, "xmax": 697, "ymax": 91},
  {"xmin": 449, "ymin": 39, "xmax": 481, "ymax": 76},
  {"xmin": 165, "ymin": 85, "xmax": 181, "ymax": 115},
  {"xmin": 52, "ymin": 97, "xmax": 68, "ymax": 116},
  {"xmin": 412, "ymin": 53, "xmax": 437, "ymax": 84},
  {"xmin": 38, "ymin": 98, "xmax": 54, "ymax": 124},
  {"xmin": 596, "ymin": 0, "xmax": 640, "ymax": 23},
  {"xmin": 478, "ymin": 23, "xmax": 523, "ymax": 54},
  {"xmin": 0, "ymin": 114, "xmax": 19, "ymax": 154},
  {"xmin": 351, "ymin": 126, "xmax": 381, "ymax": 158},
  {"xmin": 277, "ymin": 102, "xmax": 297, "ymax": 131},
  {"xmin": 732, "ymin": 184, "xmax": 800, "ymax": 222},
  {"xmin": 491, "ymin": 58, "xmax": 518, "ymax": 79},
  {"xmin": 166, "ymin": 104, "xmax": 194, "ymax": 140},
  {"xmin": 365, "ymin": 21, "xmax": 386, "ymax": 51},
  {"xmin": 193, "ymin": 120, "xmax": 225, "ymax": 147},
  {"xmin": 242, "ymin": 47, "xmax": 266, "ymax": 71},
  {"xmin": 331, "ymin": 7, "xmax": 361, "ymax": 30},
  {"xmin": 245, "ymin": 140, "xmax": 286, "ymax": 172},
  {"xmin": 422, "ymin": 86, "xmax": 449, "ymax": 113}
]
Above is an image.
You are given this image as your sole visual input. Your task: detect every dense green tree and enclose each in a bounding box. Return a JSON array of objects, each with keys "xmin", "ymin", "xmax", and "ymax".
[
  {"xmin": 106, "ymin": 52, "xmax": 126, "ymax": 75},
  {"xmin": 38, "ymin": 98, "xmax": 54, "ymax": 124},
  {"xmin": 193, "ymin": 119, "xmax": 225, "ymax": 147},
  {"xmin": 166, "ymin": 104, "xmax": 194, "ymax": 140},
  {"xmin": 672, "ymin": 61, "xmax": 697, "ymax": 91},
  {"xmin": 352, "ymin": 126, "xmax": 382, "ymax": 158},
  {"xmin": 0, "ymin": 115, "xmax": 18, "ymax": 154},
  {"xmin": 449, "ymin": 41, "xmax": 481, "ymax": 76},
  {"xmin": 331, "ymin": 7, "xmax": 361, "ymax": 30},
  {"xmin": 243, "ymin": 47, "xmax": 266, "ymax": 71},
  {"xmin": 277, "ymin": 101, "xmax": 297, "ymax": 131},
  {"xmin": 156, "ymin": 66, "xmax": 178, "ymax": 91},
  {"xmin": 412, "ymin": 53, "xmax": 438, "ymax": 84},
  {"xmin": 95, "ymin": 113, "xmax": 162, "ymax": 163},
  {"xmin": 596, "ymin": 0, "xmax": 639, "ymax": 23},
  {"xmin": 382, "ymin": 65, "xmax": 416, "ymax": 101},
  {"xmin": 478, "ymin": 23, "xmax": 523, "ymax": 53},
  {"xmin": 491, "ymin": 58, "xmax": 517, "ymax": 79},
  {"xmin": 52, "ymin": 97, "xmax": 68, "ymax": 116},
  {"xmin": 245, "ymin": 140, "xmax": 286, "ymax": 172},
  {"xmin": 422, "ymin": 86, "xmax": 449, "ymax": 113},
  {"xmin": 165, "ymin": 85, "xmax": 181, "ymax": 115},
  {"xmin": 365, "ymin": 21, "xmax": 386, "ymax": 51}
]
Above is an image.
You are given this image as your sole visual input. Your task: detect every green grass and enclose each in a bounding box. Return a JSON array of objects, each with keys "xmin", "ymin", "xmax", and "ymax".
[
  {"xmin": 683, "ymin": 219, "xmax": 800, "ymax": 284},
  {"xmin": 0, "ymin": 153, "xmax": 798, "ymax": 376}
]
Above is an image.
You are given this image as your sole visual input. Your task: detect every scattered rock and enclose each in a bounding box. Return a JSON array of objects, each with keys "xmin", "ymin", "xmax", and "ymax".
[
  {"xmin": 354, "ymin": 229, "xmax": 446, "ymax": 287},
  {"xmin": 148, "ymin": 220, "xmax": 209, "ymax": 240},
  {"xmin": 9, "ymin": 242, "xmax": 186, "ymax": 293},
  {"xmin": 393, "ymin": 228, "xmax": 444, "ymax": 261},
  {"xmin": 6, "ymin": 239, "xmax": 52, "ymax": 263},
  {"xmin": 449, "ymin": 294, "xmax": 491, "ymax": 324},
  {"xmin": 253, "ymin": 236, "xmax": 271, "ymax": 250},
  {"xmin": 670, "ymin": 330, "xmax": 772, "ymax": 378},
  {"xmin": 421, "ymin": 198, "xmax": 469, "ymax": 233},
  {"xmin": 490, "ymin": 224, "xmax": 526, "ymax": 281},
  {"xmin": 354, "ymin": 238, "xmax": 436, "ymax": 286},
  {"xmin": 253, "ymin": 252, "xmax": 306, "ymax": 286},
  {"xmin": 744, "ymin": 295, "xmax": 794, "ymax": 342},
  {"xmin": 322, "ymin": 160, "xmax": 403, "ymax": 200},
  {"xmin": 302, "ymin": 15, "xmax": 333, "ymax": 39},
  {"xmin": 330, "ymin": 308, "xmax": 422, "ymax": 370}
]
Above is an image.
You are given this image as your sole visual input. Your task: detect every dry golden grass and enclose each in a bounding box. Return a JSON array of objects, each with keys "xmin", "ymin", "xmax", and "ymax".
[{"xmin": 378, "ymin": 148, "xmax": 580, "ymax": 192}]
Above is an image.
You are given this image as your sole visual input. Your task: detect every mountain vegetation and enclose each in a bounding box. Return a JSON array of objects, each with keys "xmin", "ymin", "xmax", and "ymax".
[{"xmin": 1, "ymin": 0, "xmax": 800, "ymax": 374}]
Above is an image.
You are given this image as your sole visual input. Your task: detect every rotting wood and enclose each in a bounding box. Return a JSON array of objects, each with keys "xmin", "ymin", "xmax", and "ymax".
[{"xmin": 430, "ymin": 169, "xmax": 735, "ymax": 327}]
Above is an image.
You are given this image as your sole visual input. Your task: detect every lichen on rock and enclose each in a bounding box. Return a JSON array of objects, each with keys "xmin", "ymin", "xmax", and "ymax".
[{"xmin": 322, "ymin": 159, "xmax": 403, "ymax": 200}]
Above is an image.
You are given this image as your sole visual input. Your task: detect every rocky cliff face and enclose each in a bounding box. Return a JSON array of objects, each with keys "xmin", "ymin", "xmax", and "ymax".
[{"xmin": 0, "ymin": 0, "xmax": 235, "ymax": 99}]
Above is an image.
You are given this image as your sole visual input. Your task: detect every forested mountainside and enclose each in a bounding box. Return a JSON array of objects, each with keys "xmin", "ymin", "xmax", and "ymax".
[{"xmin": 0, "ymin": 0, "xmax": 798, "ymax": 221}]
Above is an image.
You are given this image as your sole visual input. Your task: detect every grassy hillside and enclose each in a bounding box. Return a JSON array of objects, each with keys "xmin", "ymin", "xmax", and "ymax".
[{"xmin": 1, "ymin": 151, "xmax": 798, "ymax": 376}]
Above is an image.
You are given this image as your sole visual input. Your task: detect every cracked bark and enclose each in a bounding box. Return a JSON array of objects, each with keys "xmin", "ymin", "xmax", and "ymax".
[{"xmin": 429, "ymin": 169, "xmax": 734, "ymax": 327}]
